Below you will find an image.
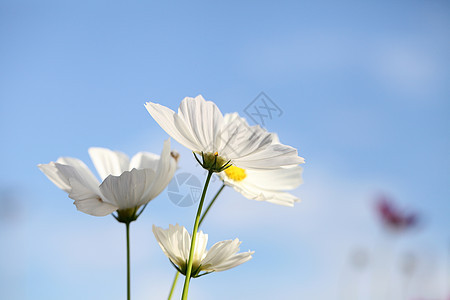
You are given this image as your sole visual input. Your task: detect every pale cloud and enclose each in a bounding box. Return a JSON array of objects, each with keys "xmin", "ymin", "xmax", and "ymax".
[
  {"xmin": 240, "ymin": 22, "xmax": 448, "ymax": 106},
  {"xmin": 370, "ymin": 40, "xmax": 443, "ymax": 101}
]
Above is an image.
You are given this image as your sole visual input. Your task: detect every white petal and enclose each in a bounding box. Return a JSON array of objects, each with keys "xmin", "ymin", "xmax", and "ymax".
[
  {"xmin": 233, "ymin": 143, "xmax": 305, "ymax": 170},
  {"xmin": 271, "ymin": 133, "xmax": 281, "ymax": 144},
  {"xmin": 38, "ymin": 156, "xmax": 101, "ymax": 193},
  {"xmin": 177, "ymin": 95, "xmax": 224, "ymax": 152},
  {"xmin": 153, "ymin": 224, "xmax": 189, "ymax": 269},
  {"xmin": 56, "ymin": 157, "xmax": 101, "ymax": 191},
  {"xmin": 221, "ymin": 112, "xmax": 305, "ymax": 169},
  {"xmin": 129, "ymin": 152, "xmax": 159, "ymax": 170},
  {"xmin": 99, "ymin": 168, "xmax": 156, "ymax": 209},
  {"xmin": 39, "ymin": 157, "xmax": 117, "ymax": 216},
  {"xmin": 51, "ymin": 162, "xmax": 117, "ymax": 215},
  {"xmin": 53, "ymin": 160, "xmax": 100, "ymax": 192},
  {"xmin": 202, "ymin": 239, "xmax": 253, "ymax": 272},
  {"xmin": 152, "ymin": 225, "xmax": 181, "ymax": 266},
  {"xmin": 223, "ymin": 178, "xmax": 299, "ymax": 206},
  {"xmin": 152, "ymin": 225, "xmax": 169, "ymax": 255},
  {"xmin": 88, "ymin": 147, "xmax": 130, "ymax": 181},
  {"xmin": 219, "ymin": 113, "xmax": 273, "ymax": 159},
  {"xmin": 152, "ymin": 225, "xmax": 169, "ymax": 254},
  {"xmin": 202, "ymin": 240, "xmax": 239, "ymax": 269},
  {"xmin": 145, "ymin": 101, "xmax": 202, "ymax": 151},
  {"xmin": 193, "ymin": 230, "xmax": 208, "ymax": 263},
  {"xmin": 177, "ymin": 224, "xmax": 191, "ymax": 265},
  {"xmin": 153, "ymin": 224, "xmax": 207, "ymax": 272},
  {"xmin": 38, "ymin": 162, "xmax": 71, "ymax": 192},
  {"xmin": 245, "ymin": 166, "xmax": 303, "ymax": 190},
  {"xmin": 243, "ymin": 188, "xmax": 299, "ymax": 206},
  {"xmin": 211, "ymin": 251, "xmax": 254, "ymax": 272},
  {"xmin": 68, "ymin": 178, "xmax": 118, "ymax": 216},
  {"xmin": 142, "ymin": 139, "xmax": 178, "ymax": 201}
]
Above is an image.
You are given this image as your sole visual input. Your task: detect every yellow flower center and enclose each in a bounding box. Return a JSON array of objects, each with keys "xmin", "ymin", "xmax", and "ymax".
[{"xmin": 224, "ymin": 165, "xmax": 247, "ymax": 181}]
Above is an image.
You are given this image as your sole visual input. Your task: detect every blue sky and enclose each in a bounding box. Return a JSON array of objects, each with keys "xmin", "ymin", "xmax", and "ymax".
[{"xmin": 1, "ymin": 1, "xmax": 449, "ymax": 299}]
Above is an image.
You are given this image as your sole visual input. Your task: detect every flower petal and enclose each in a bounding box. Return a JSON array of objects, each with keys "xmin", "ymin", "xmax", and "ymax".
[
  {"xmin": 153, "ymin": 224, "xmax": 189, "ymax": 270},
  {"xmin": 38, "ymin": 156, "xmax": 101, "ymax": 193},
  {"xmin": 220, "ymin": 113, "xmax": 304, "ymax": 169},
  {"xmin": 129, "ymin": 152, "xmax": 159, "ymax": 170},
  {"xmin": 142, "ymin": 139, "xmax": 178, "ymax": 201},
  {"xmin": 145, "ymin": 101, "xmax": 202, "ymax": 151},
  {"xmin": 177, "ymin": 224, "xmax": 191, "ymax": 266},
  {"xmin": 177, "ymin": 95, "xmax": 224, "ymax": 153},
  {"xmin": 38, "ymin": 162, "xmax": 71, "ymax": 192},
  {"xmin": 50, "ymin": 162, "xmax": 118, "ymax": 215},
  {"xmin": 245, "ymin": 166, "xmax": 303, "ymax": 190},
  {"xmin": 219, "ymin": 113, "xmax": 273, "ymax": 159},
  {"xmin": 99, "ymin": 168, "xmax": 156, "ymax": 209},
  {"xmin": 202, "ymin": 240, "xmax": 239, "ymax": 269},
  {"xmin": 39, "ymin": 157, "xmax": 118, "ymax": 216},
  {"xmin": 233, "ymin": 143, "xmax": 305, "ymax": 170},
  {"xmin": 88, "ymin": 147, "xmax": 130, "ymax": 181},
  {"xmin": 194, "ymin": 230, "xmax": 208, "ymax": 263},
  {"xmin": 57, "ymin": 160, "xmax": 98, "ymax": 188},
  {"xmin": 56, "ymin": 157, "xmax": 101, "ymax": 191},
  {"xmin": 202, "ymin": 239, "xmax": 253, "ymax": 272},
  {"xmin": 153, "ymin": 225, "xmax": 180, "ymax": 266},
  {"xmin": 222, "ymin": 177, "xmax": 299, "ymax": 206},
  {"xmin": 68, "ymin": 178, "xmax": 118, "ymax": 216},
  {"xmin": 210, "ymin": 251, "xmax": 254, "ymax": 272}
]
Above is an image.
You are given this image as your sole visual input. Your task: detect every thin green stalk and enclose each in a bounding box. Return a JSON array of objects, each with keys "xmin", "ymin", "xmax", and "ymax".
[
  {"xmin": 181, "ymin": 170, "xmax": 214, "ymax": 300},
  {"xmin": 167, "ymin": 183, "xmax": 226, "ymax": 300},
  {"xmin": 126, "ymin": 222, "xmax": 131, "ymax": 300},
  {"xmin": 167, "ymin": 271, "xmax": 179, "ymax": 300},
  {"xmin": 199, "ymin": 183, "xmax": 225, "ymax": 225}
]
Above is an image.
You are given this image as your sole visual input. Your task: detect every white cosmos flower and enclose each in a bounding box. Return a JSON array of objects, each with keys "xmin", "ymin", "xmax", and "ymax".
[
  {"xmin": 38, "ymin": 140, "xmax": 178, "ymax": 219},
  {"xmin": 145, "ymin": 95, "xmax": 304, "ymax": 171},
  {"xmin": 152, "ymin": 224, "xmax": 254, "ymax": 277}
]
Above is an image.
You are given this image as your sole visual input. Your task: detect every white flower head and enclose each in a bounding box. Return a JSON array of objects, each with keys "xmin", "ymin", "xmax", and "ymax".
[
  {"xmin": 152, "ymin": 224, "xmax": 254, "ymax": 278},
  {"xmin": 145, "ymin": 95, "xmax": 304, "ymax": 172},
  {"xmin": 38, "ymin": 140, "xmax": 178, "ymax": 222}
]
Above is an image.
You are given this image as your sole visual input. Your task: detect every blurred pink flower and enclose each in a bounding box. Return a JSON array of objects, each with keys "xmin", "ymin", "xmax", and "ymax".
[{"xmin": 376, "ymin": 195, "xmax": 418, "ymax": 231}]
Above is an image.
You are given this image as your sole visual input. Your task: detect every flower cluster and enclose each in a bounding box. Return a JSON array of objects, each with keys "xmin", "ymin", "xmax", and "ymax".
[{"xmin": 38, "ymin": 94, "xmax": 304, "ymax": 300}]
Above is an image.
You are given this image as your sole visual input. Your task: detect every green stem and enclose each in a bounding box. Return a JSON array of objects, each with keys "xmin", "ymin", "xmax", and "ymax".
[
  {"xmin": 167, "ymin": 271, "xmax": 179, "ymax": 300},
  {"xmin": 167, "ymin": 183, "xmax": 226, "ymax": 300},
  {"xmin": 126, "ymin": 222, "xmax": 131, "ymax": 300},
  {"xmin": 199, "ymin": 183, "xmax": 225, "ymax": 225},
  {"xmin": 181, "ymin": 170, "xmax": 214, "ymax": 300}
]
